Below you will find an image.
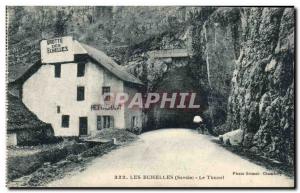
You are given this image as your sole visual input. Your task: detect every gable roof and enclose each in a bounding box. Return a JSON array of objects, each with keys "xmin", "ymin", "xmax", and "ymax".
[
  {"xmin": 79, "ymin": 43, "xmax": 144, "ymax": 86},
  {"xmin": 7, "ymin": 94, "xmax": 50, "ymax": 131},
  {"xmin": 10, "ymin": 40, "xmax": 144, "ymax": 87},
  {"xmin": 8, "ymin": 60, "xmax": 42, "ymax": 86}
]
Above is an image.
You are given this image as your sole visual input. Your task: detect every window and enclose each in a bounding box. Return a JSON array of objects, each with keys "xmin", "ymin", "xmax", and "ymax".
[
  {"xmin": 97, "ymin": 116, "xmax": 102, "ymax": 130},
  {"xmin": 61, "ymin": 115, "xmax": 69, "ymax": 128},
  {"xmin": 96, "ymin": 116, "xmax": 114, "ymax": 129},
  {"xmin": 57, "ymin": 106, "xmax": 60, "ymax": 113},
  {"xmin": 102, "ymin": 86, "xmax": 111, "ymax": 101},
  {"xmin": 77, "ymin": 86, "xmax": 85, "ymax": 101},
  {"xmin": 77, "ymin": 62, "xmax": 85, "ymax": 77},
  {"xmin": 103, "ymin": 116, "xmax": 114, "ymax": 129},
  {"xmin": 54, "ymin": 64, "xmax": 61, "ymax": 78}
]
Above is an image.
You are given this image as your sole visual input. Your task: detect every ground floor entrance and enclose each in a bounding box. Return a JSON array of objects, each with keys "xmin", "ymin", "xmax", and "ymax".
[{"xmin": 79, "ymin": 117, "xmax": 88, "ymax": 136}]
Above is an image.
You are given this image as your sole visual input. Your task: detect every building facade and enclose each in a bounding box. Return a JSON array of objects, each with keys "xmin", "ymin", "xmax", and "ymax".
[{"xmin": 21, "ymin": 37, "xmax": 144, "ymax": 136}]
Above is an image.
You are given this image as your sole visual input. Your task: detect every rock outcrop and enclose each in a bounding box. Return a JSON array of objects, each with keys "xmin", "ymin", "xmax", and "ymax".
[
  {"xmin": 122, "ymin": 29, "xmax": 203, "ymax": 130},
  {"xmin": 225, "ymin": 8, "xmax": 294, "ymax": 164},
  {"xmin": 188, "ymin": 7, "xmax": 294, "ymax": 164},
  {"xmin": 190, "ymin": 8, "xmax": 241, "ymax": 130}
]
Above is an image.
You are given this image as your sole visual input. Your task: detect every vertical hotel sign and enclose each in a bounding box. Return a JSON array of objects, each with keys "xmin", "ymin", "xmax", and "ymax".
[{"xmin": 41, "ymin": 36, "xmax": 74, "ymax": 63}]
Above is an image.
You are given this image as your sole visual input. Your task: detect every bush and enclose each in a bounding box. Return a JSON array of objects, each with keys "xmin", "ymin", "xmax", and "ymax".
[
  {"xmin": 81, "ymin": 143, "xmax": 115, "ymax": 158},
  {"xmin": 212, "ymin": 124, "xmax": 231, "ymax": 136},
  {"xmin": 126, "ymin": 127, "xmax": 142, "ymax": 135},
  {"xmin": 66, "ymin": 154, "xmax": 81, "ymax": 163},
  {"xmin": 7, "ymin": 141, "xmax": 89, "ymax": 181},
  {"xmin": 7, "ymin": 154, "xmax": 44, "ymax": 180},
  {"xmin": 93, "ymin": 128, "xmax": 138, "ymax": 144}
]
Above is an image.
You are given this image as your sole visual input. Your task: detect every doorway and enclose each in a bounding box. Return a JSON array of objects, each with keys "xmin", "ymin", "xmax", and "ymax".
[{"xmin": 79, "ymin": 117, "xmax": 88, "ymax": 136}]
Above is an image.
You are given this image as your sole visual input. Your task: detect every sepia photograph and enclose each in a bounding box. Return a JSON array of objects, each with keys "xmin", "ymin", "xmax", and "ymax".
[{"xmin": 5, "ymin": 5, "xmax": 295, "ymax": 188}]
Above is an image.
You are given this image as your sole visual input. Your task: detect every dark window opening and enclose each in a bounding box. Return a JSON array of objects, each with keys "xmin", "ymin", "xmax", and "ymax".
[
  {"xmin": 54, "ymin": 64, "xmax": 61, "ymax": 78},
  {"xmin": 77, "ymin": 86, "xmax": 85, "ymax": 101},
  {"xmin": 61, "ymin": 115, "xmax": 69, "ymax": 128},
  {"xmin": 57, "ymin": 106, "xmax": 60, "ymax": 113},
  {"xmin": 102, "ymin": 86, "xmax": 111, "ymax": 101},
  {"xmin": 77, "ymin": 62, "xmax": 85, "ymax": 77}
]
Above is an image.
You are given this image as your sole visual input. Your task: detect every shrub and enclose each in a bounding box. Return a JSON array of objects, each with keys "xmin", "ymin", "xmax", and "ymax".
[
  {"xmin": 7, "ymin": 141, "xmax": 89, "ymax": 181},
  {"xmin": 126, "ymin": 127, "xmax": 142, "ymax": 135},
  {"xmin": 81, "ymin": 143, "xmax": 115, "ymax": 158}
]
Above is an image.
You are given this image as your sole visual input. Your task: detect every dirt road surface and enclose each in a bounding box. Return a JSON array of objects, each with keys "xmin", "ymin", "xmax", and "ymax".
[{"xmin": 48, "ymin": 129, "xmax": 293, "ymax": 187}]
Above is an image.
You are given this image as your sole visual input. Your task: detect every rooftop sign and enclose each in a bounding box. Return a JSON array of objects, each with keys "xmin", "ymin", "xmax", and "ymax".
[{"xmin": 40, "ymin": 36, "xmax": 74, "ymax": 63}]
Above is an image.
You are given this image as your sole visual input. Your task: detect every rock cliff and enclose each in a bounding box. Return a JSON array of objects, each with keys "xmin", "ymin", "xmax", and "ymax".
[
  {"xmin": 189, "ymin": 7, "xmax": 294, "ymax": 165},
  {"xmin": 225, "ymin": 8, "xmax": 294, "ymax": 164}
]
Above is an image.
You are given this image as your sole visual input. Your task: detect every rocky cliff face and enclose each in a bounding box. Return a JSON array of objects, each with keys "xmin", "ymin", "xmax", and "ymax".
[
  {"xmin": 184, "ymin": 7, "xmax": 294, "ymax": 164},
  {"xmin": 7, "ymin": 6, "xmax": 187, "ymax": 82},
  {"xmin": 122, "ymin": 29, "xmax": 203, "ymax": 130},
  {"xmin": 225, "ymin": 8, "xmax": 294, "ymax": 164},
  {"xmin": 190, "ymin": 8, "xmax": 241, "ymax": 130}
]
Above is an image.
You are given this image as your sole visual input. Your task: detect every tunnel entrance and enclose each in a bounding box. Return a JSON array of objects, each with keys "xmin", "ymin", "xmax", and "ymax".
[
  {"xmin": 144, "ymin": 65, "xmax": 206, "ymax": 131},
  {"xmin": 146, "ymin": 108, "xmax": 198, "ymax": 130}
]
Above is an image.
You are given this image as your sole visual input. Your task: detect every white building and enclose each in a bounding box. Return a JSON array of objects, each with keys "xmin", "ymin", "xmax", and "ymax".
[{"xmin": 20, "ymin": 36, "xmax": 144, "ymax": 136}]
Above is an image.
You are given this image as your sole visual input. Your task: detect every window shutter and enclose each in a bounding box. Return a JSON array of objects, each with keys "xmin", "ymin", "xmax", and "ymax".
[{"xmin": 103, "ymin": 116, "xmax": 107, "ymax": 128}]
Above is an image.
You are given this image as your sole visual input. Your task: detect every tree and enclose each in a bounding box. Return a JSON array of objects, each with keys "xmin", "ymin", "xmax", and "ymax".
[
  {"xmin": 32, "ymin": 7, "xmax": 55, "ymax": 39},
  {"xmin": 54, "ymin": 9, "xmax": 72, "ymax": 37},
  {"xmin": 7, "ymin": 7, "xmax": 26, "ymax": 43}
]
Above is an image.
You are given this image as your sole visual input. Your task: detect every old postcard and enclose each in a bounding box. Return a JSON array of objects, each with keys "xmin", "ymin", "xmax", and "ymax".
[{"xmin": 6, "ymin": 6, "xmax": 295, "ymax": 188}]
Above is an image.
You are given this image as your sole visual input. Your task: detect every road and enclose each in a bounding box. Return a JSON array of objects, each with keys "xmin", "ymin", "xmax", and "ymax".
[{"xmin": 48, "ymin": 128, "xmax": 293, "ymax": 187}]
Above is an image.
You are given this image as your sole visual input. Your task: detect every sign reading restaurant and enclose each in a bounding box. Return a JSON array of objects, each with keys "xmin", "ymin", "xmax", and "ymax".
[{"xmin": 40, "ymin": 36, "xmax": 74, "ymax": 63}]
